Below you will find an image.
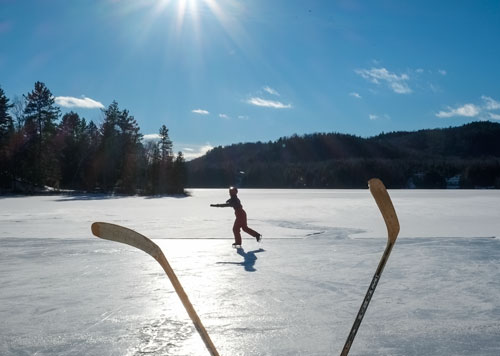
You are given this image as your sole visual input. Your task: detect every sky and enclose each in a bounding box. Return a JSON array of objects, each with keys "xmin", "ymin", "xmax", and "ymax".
[{"xmin": 1, "ymin": 0, "xmax": 500, "ymax": 159}]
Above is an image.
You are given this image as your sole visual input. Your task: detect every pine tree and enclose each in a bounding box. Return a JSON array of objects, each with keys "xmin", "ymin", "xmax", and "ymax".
[
  {"xmin": 159, "ymin": 124, "xmax": 173, "ymax": 162},
  {"xmin": 97, "ymin": 101, "xmax": 142, "ymax": 193},
  {"xmin": 172, "ymin": 151, "xmax": 187, "ymax": 194},
  {"xmin": 0, "ymin": 86, "xmax": 14, "ymax": 141},
  {"xmin": 144, "ymin": 140, "xmax": 161, "ymax": 194},
  {"xmin": 81, "ymin": 120, "xmax": 101, "ymax": 191},
  {"xmin": 0, "ymin": 86, "xmax": 14, "ymax": 188},
  {"xmin": 22, "ymin": 81, "xmax": 61, "ymax": 186},
  {"xmin": 57, "ymin": 112, "xmax": 89, "ymax": 189}
]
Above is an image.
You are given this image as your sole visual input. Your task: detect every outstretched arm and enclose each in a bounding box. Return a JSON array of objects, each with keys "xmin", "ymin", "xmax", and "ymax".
[{"xmin": 210, "ymin": 203, "xmax": 230, "ymax": 207}]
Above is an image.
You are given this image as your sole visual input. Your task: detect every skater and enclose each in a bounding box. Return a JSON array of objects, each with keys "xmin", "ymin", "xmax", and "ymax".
[{"xmin": 210, "ymin": 187, "xmax": 262, "ymax": 247}]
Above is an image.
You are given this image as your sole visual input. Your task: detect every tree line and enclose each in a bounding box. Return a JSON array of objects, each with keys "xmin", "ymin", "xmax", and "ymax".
[
  {"xmin": 187, "ymin": 122, "xmax": 500, "ymax": 189},
  {"xmin": 0, "ymin": 82, "xmax": 186, "ymax": 194}
]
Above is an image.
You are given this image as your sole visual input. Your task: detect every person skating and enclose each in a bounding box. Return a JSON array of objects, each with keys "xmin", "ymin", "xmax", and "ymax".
[{"xmin": 210, "ymin": 187, "xmax": 262, "ymax": 247}]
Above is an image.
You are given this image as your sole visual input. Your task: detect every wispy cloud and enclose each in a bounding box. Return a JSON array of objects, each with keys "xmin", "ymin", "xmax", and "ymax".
[
  {"xmin": 247, "ymin": 97, "xmax": 292, "ymax": 109},
  {"xmin": 219, "ymin": 113, "xmax": 229, "ymax": 119},
  {"xmin": 436, "ymin": 104, "xmax": 480, "ymax": 118},
  {"xmin": 263, "ymin": 86, "xmax": 280, "ymax": 96},
  {"xmin": 438, "ymin": 69, "xmax": 447, "ymax": 76},
  {"xmin": 181, "ymin": 144, "xmax": 213, "ymax": 160},
  {"xmin": 369, "ymin": 113, "xmax": 390, "ymax": 121},
  {"xmin": 192, "ymin": 109, "xmax": 209, "ymax": 115},
  {"xmin": 489, "ymin": 113, "xmax": 500, "ymax": 120},
  {"xmin": 482, "ymin": 95, "xmax": 500, "ymax": 110},
  {"xmin": 349, "ymin": 92, "xmax": 362, "ymax": 99},
  {"xmin": 355, "ymin": 67, "xmax": 412, "ymax": 94},
  {"xmin": 436, "ymin": 96, "xmax": 500, "ymax": 119},
  {"xmin": 55, "ymin": 96, "xmax": 104, "ymax": 109}
]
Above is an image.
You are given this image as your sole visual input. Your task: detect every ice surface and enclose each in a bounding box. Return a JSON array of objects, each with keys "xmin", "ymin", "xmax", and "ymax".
[{"xmin": 1, "ymin": 189, "xmax": 499, "ymax": 355}]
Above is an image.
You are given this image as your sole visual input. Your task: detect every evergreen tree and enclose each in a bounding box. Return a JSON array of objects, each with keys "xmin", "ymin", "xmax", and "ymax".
[
  {"xmin": 0, "ymin": 86, "xmax": 14, "ymax": 188},
  {"xmin": 81, "ymin": 120, "xmax": 101, "ymax": 191},
  {"xmin": 172, "ymin": 151, "xmax": 187, "ymax": 194},
  {"xmin": 144, "ymin": 140, "xmax": 161, "ymax": 194},
  {"xmin": 57, "ymin": 112, "xmax": 89, "ymax": 189},
  {"xmin": 159, "ymin": 124, "xmax": 173, "ymax": 161},
  {"xmin": 157, "ymin": 124, "xmax": 174, "ymax": 193},
  {"xmin": 22, "ymin": 81, "xmax": 61, "ymax": 186},
  {"xmin": 97, "ymin": 101, "xmax": 142, "ymax": 193},
  {"xmin": 0, "ymin": 86, "xmax": 14, "ymax": 141}
]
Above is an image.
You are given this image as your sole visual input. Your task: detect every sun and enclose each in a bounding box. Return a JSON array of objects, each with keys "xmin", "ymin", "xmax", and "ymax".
[
  {"xmin": 148, "ymin": 0, "xmax": 227, "ymax": 34},
  {"xmin": 110, "ymin": 0, "xmax": 248, "ymax": 63}
]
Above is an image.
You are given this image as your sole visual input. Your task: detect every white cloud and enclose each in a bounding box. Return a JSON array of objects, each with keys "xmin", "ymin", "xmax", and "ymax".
[
  {"xmin": 219, "ymin": 113, "xmax": 229, "ymax": 119},
  {"xmin": 263, "ymin": 86, "xmax": 280, "ymax": 96},
  {"xmin": 143, "ymin": 134, "xmax": 160, "ymax": 142},
  {"xmin": 390, "ymin": 81, "xmax": 412, "ymax": 94},
  {"xmin": 482, "ymin": 96, "xmax": 500, "ymax": 110},
  {"xmin": 438, "ymin": 69, "xmax": 447, "ymax": 76},
  {"xmin": 369, "ymin": 113, "xmax": 391, "ymax": 121},
  {"xmin": 355, "ymin": 67, "xmax": 412, "ymax": 94},
  {"xmin": 436, "ymin": 104, "xmax": 480, "ymax": 118},
  {"xmin": 436, "ymin": 96, "xmax": 500, "ymax": 119},
  {"xmin": 489, "ymin": 112, "xmax": 500, "ymax": 120},
  {"xmin": 247, "ymin": 97, "xmax": 292, "ymax": 109},
  {"xmin": 55, "ymin": 96, "xmax": 104, "ymax": 109},
  {"xmin": 181, "ymin": 144, "xmax": 213, "ymax": 160},
  {"xmin": 349, "ymin": 92, "xmax": 362, "ymax": 99},
  {"xmin": 192, "ymin": 109, "xmax": 209, "ymax": 115}
]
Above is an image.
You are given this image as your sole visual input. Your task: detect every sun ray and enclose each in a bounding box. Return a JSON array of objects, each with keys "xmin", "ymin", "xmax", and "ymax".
[{"xmin": 176, "ymin": 0, "xmax": 187, "ymax": 33}]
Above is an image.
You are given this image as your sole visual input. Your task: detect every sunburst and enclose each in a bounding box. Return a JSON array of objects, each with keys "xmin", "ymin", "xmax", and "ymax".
[
  {"xmin": 110, "ymin": 0, "xmax": 248, "ymax": 49},
  {"xmin": 146, "ymin": 0, "xmax": 230, "ymax": 36}
]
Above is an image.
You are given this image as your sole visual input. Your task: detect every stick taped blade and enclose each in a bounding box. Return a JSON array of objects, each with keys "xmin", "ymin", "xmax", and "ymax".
[
  {"xmin": 368, "ymin": 178, "xmax": 400, "ymax": 243},
  {"xmin": 91, "ymin": 222, "xmax": 161, "ymax": 258}
]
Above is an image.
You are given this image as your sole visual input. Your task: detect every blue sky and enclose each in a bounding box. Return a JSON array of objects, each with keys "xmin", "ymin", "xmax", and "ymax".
[{"xmin": 1, "ymin": 0, "xmax": 500, "ymax": 159}]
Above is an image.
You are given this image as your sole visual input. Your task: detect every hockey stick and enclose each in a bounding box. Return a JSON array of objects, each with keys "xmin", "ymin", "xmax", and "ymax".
[
  {"xmin": 340, "ymin": 178, "xmax": 400, "ymax": 356},
  {"xmin": 91, "ymin": 222, "xmax": 220, "ymax": 356}
]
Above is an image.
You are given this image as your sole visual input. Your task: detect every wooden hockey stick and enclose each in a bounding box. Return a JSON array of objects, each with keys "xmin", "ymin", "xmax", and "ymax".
[
  {"xmin": 91, "ymin": 222, "xmax": 220, "ymax": 356},
  {"xmin": 340, "ymin": 178, "xmax": 400, "ymax": 356}
]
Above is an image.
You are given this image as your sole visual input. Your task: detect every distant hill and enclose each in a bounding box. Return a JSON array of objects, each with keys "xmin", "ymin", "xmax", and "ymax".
[{"xmin": 187, "ymin": 121, "xmax": 500, "ymax": 189}]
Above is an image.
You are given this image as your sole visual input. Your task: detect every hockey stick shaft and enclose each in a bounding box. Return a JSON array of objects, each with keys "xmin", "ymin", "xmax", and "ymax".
[
  {"xmin": 91, "ymin": 222, "xmax": 220, "ymax": 356},
  {"xmin": 340, "ymin": 241, "xmax": 394, "ymax": 356},
  {"xmin": 340, "ymin": 178, "xmax": 399, "ymax": 356},
  {"xmin": 155, "ymin": 252, "xmax": 220, "ymax": 356}
]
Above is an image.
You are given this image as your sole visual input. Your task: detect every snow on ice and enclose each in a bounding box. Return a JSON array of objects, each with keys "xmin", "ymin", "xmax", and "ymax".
[{"xmin": 1, "ymin": 189, "xmax": 499, "ymax": 355}]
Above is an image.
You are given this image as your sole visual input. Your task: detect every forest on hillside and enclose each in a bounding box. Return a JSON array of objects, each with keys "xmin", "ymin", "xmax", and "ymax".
[
  {"xmin": 3, "ymin": 82, "xmax": 499, "ymax": 192},
  {"xmin": 187, "ymin": 121, "xmax": 500, "ymax": 189},
  {"xmin": 0, "ymin": 82, "xmax": 186, "ymax": 194}
]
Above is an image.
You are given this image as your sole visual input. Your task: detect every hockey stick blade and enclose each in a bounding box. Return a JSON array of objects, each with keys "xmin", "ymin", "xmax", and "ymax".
[
  {"xmin": 340, "ymin": 178, "xmax": 400, "ymax": 356},
  {"xmin": 368, "ymin": 178, "xmax": 400, "ymax": 243},
  {"xmin": 91, "ymin": 222, "xmax": 220, "ymax": 356},
  {"xmin": 91, "ymin": 221, "xmax": 162, "ymax": 258}
]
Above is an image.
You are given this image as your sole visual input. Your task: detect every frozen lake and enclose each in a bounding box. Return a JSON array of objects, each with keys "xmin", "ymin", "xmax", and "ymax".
[{"xmin": 1, "ymin": 189, "xmax": 499, "ymax": 355}]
